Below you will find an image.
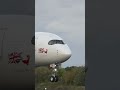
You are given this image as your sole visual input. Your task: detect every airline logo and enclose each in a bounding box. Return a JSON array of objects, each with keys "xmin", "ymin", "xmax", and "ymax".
[
  {"xmin": 8, "ymin": 52, "xmax": 30, "ymax": 65},
  {"xmin": 38, "ymin": 48, "xmax": 48, "ymax": 54}
]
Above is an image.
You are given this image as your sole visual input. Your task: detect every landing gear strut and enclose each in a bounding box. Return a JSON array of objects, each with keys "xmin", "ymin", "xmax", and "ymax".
[{"xmin": 49, "ymin": 63, "xmax": 59, "ymax": 82}]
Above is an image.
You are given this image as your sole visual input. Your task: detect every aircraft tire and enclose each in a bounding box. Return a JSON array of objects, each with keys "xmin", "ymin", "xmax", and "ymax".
[
  {"xmin": 50, "ymin": 76, "xmax": 55, "ymax": 82},
  {"xmin": 54, "ymin": 76, "xmax": 58, "ymax": 82}
]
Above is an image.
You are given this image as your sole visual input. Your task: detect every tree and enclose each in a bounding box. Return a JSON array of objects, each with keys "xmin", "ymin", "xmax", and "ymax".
[{"xmin": 73, "ymin": 66, "xmax": 85, "ymax": 86}]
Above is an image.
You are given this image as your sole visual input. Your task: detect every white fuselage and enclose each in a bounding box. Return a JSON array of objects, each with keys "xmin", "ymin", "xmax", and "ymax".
[{"xmin": 35, "ymin": 32, "xmax": 72, "ymax": 66}]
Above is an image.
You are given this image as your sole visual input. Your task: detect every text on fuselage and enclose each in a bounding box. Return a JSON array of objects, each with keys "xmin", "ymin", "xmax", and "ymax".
[{"xmin": 38, "ymin": 48, "xmax": 48, "ymax": 54}]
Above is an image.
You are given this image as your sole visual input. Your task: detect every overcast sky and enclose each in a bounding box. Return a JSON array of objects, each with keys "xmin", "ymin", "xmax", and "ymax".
[{"xmin": 35, "ymin": 0, "xmax": 85, "ymax": 67}]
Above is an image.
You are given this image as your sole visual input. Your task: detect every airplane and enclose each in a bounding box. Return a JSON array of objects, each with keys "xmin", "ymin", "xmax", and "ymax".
[
  {"xmin": 0, "ymin": 29, "xmax": 71, "ymax": 83},
  {"xmin": 34, "ymin": 32, "xmax": 72, "ymax": 82}
]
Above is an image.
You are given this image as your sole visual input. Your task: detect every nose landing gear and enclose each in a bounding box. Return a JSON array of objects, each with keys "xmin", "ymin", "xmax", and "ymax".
[{"xmin": 49, "ymin": 63, "xmax": 59, "ymax": 82}]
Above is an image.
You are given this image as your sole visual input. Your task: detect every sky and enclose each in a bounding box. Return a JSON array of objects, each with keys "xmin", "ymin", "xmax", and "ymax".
[{"xmin": 35, "ymin": 0, "xmax": 85, "ymax": 67}]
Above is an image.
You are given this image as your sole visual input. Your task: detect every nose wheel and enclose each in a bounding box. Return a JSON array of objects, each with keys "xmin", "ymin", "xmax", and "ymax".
[
  {"xmin": 50, "ymin": 75, "xmax": 58, "ymax": 82},
  {"xmin": 49, "ymin": 63, "xmax": 59, "ymax": 82}
]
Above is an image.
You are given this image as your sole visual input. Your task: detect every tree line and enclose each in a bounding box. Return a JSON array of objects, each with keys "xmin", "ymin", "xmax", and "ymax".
[{"xmin": 35, "ymin": 66, "xmax": 85, "ymax": 86}]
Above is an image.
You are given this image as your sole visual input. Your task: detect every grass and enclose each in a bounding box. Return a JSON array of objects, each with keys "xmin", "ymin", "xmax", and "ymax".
[{"xmin": 35, "ymin": 83, "xmax": 85, "ymax": 90}]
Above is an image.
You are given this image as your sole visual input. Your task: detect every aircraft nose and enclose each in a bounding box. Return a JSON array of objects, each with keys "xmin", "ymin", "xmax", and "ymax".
[
  {"xmin": 64, "ymin": 49, "xmax": 72, "ymax": 59},
  {"xmin": 62, "ymin": 46, "xmax": 72, "ymax": 60},
  {"xmin": 57, "ymin": 45, "xmax": 72, "ymax": 63}
]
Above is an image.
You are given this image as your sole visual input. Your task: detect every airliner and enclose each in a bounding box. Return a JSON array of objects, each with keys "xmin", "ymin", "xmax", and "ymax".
[
  {"xmin": 0, "ymin": 30, "xmax": 71, "ymax": 83},
  {"xmin": 34, "ymin": 32, "xmax": 72, "ymax": 82}
]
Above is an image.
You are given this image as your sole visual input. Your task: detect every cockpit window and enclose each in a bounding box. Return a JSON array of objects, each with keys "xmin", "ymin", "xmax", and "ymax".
[
  {"xmin": 48, "ymin": 40, "xmax": 65, "ymax": 45},
  {"xmin": 31, "ymin": 36, "xmax": 35, "ymax": 45}
]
